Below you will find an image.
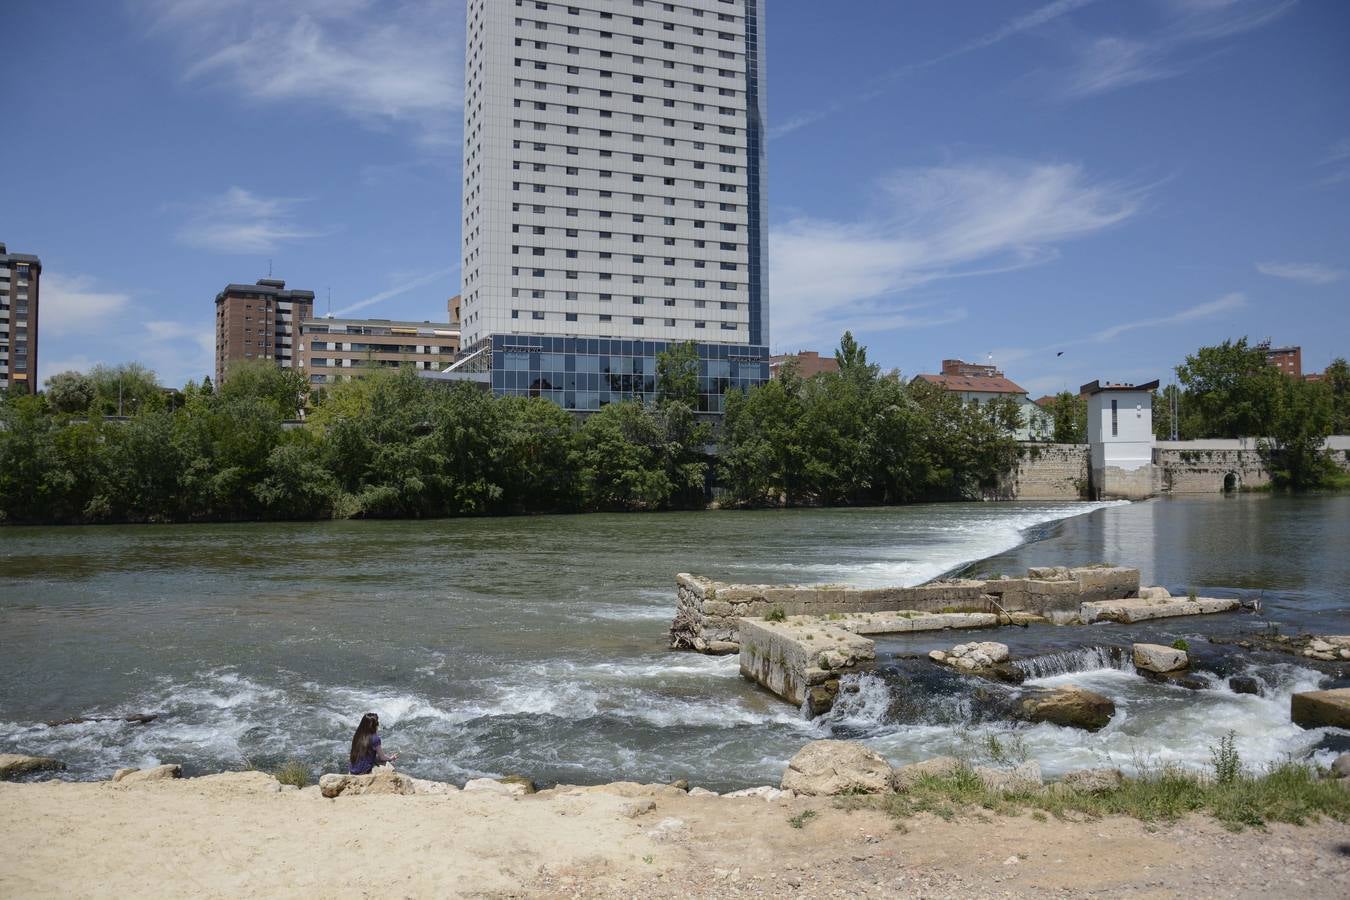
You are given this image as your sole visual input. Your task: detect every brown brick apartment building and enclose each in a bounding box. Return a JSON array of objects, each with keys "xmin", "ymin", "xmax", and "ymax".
[
  {"xmin": 1261, "ymin": 342, "xmax": 1302, "ymax": 378},
  {"xmin": 296, "ymin": 297, "xmax": 462, "ymax": 385},
  {"xmin": 214, "ymin": 278, "xmax": 315, "ymax": 384},
  {"xmin": 0, "ymin": 242, "xmax": 41, "ymax": 395},
  {"xmin": 768, "ymin": 350, "xmax": 840, "ymax": 379}
]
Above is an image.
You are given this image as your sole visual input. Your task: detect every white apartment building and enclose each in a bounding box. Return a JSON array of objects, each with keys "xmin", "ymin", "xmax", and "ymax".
[{"xmin": 453, "ymin": 0, "xmax": 769, "ymax": 412}]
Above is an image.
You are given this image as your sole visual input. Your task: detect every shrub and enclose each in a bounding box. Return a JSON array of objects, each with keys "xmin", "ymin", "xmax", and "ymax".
[
  {"xmin": 1171, "ymin": 638, "xmax": 1190, "ymax": 652},
  {"xmin": 275, "ymin": 760, "xmax": 310, "ymax": 788},
  {"xmin": 1210, "ymin": 731, "xmax": 1241, "ymax": 785},
  {"xmin": 764, "ymin": 607, "xmax": 786, "ymax": 622}
]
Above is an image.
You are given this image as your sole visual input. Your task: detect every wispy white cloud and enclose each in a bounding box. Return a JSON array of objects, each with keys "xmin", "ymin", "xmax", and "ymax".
[
  {"xmin": 176, "ymin": 187, "xmax": 323, "ymax": 255},
  {"xmin": 1090, "ymin": 292, "xmax": 1246, "ymax": 341},
  {"xmin": 990, "ymin": 293, "xmax": 1247, "ymax": 368},
  {"xmin": 1317, "ymin": 138, "xmax": 1350, "ymax": 187},
  {"xmin": 138, "ymin": 0, "xmax": 463, "ymax": 147},
  {"xmin": 1256, "ymin": 261, "xmax": 1346, "ymax": 285},
  {"xmin": 1060, "ymin": 0, "xmax": 1296, "ymax": 99},
  {"xmin": 768, "ymin": 160, "xmax": 1143, "ymax": 344},
  {"xmin": 38, "ymin": 274, "xmax": 133, "ymax": 337},
  {"xmin": 333, "ymin": 266, "xmax": 460, "ymax": 317},
  {"xmin": 771, "ymin": 0, "xmax": 1100, "ymax": 139}
]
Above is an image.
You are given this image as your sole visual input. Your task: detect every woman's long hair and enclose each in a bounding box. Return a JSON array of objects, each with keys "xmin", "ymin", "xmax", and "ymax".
[{"xmin": 349, "ymin": 712, "xmax": 379, "ymax": 766}]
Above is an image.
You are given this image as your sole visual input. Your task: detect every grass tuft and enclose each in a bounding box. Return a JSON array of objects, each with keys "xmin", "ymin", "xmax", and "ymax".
[{"xmin": 275, "ymin": 759, "xmax": 311, "ymax": 788}]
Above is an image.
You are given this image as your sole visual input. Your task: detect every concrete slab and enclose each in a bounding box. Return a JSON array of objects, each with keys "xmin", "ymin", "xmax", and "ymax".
[{"xmin": 1080, "ymin": 596, "xmax": 1240, "ymax": 624}]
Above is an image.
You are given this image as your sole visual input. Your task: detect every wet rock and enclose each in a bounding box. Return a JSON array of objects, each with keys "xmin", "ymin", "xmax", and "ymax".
[
  {"xmin": 704, "ymin": 641, "xmax": 740, "ymax": 655},
  {"xmin": 1331, "ymin": 754, "xmax": 1350, "ymax": 779},
  {"xmin": 931, "ymin": 641, "xmax": 1010, "ymax": 674},
  {"xmin": 1229, "ymin": 675, "xmax": 1262, "ymax": 696},
  {"xmin": 1019, "ymin": 686, "xmax": 1115, "ymax": 731},
  {"xmin": 973, "ymin": 761, "xmax": 1042, "ymax": 794},
  {"xmin": 45, "ymin": 713, "xmax": 157, "ymax": 727},
  {"xmin": 1291, "ymin": 688, "xmax": 1350, "ymax": 730},
  {"xmin": 1059, "ymin": 767, "xmax": 1124, "ymax": 793},
  {"xmin": 1132, "ymin": 643, "xmax": 1189, "ymax": 673},
  {"xmin": 806, "ymin": 682, "xmax": 838, "ymax": 718},
  {"xmin": 0, "ymin": 754, "xmax": 66, "ymax": 779},
  {"xmin": 893, "ymin": 756, "xmax": 961, "ymax": 790},
  {"xmin": 113, "ymin": 764, "xmax": 182, "ymax": 784},
  {"xmin": 320, "ymin": 771, "xmax": 416, "ymax": 798},
  {"xmin": 780, "ymin": 740, "xmax": 895, "ymax": 796}
]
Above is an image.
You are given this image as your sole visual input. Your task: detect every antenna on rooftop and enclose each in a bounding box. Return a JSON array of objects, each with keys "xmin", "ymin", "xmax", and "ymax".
[
  {"xmin": 268, "ymin": 258, "xmax": 273, "ymax": 278},
  {"xmin": 327, "ymin": 286, "xmax": 332, "ymax": 317}
]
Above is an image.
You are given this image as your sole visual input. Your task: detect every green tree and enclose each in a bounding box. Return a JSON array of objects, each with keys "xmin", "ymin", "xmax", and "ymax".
[
  {"xmin": 44, "ymin": 371, "xmax": 96, "ymax": 414},
  {"xmin": 1045, "ymin": 391, "xmax": 1087, "ymax": 443},
  {"xmin": 218, "ymin": 359, "xmax": 309, "ymax": 419},
  {"xmin": 88, "ymin": 363, "xmax": 163, "ymax": 417},
  {"xmin": 1175, "ymin": 338, "xmax": 1283, "ymax": 438},
  {"xmin": 655, "ymin": 340, "xmax": 700, "ymax": 410},
  {"xmin": 573, "ymin": 401, "xmax": 674, "ymax": 510},
  {"xmin": 1323, "ymin": 357, "xmax": 1350, "ymax": 434},
  {"xmin": 1260, "ymin": 377, "xmax": 1335, "ymax": 490}
]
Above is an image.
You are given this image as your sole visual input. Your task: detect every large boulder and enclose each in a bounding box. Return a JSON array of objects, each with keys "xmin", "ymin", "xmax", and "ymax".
[
  {"xmin": 1019, "ymin": 686, "xmax": 1116, "ymax": 731},
  {"xmin": 892, "ymin": 756, "xmax": 962, "ymax": 790},
  {"xmin": 318, "ymin": 770, "xmax": 416, "ymax": 798},
  {"xmin": 1330, "ymin": 753, "xmax": 1350, "ymax": 779},
  {"xmin": 0, "ymin": 754, "xmax": 65, "ymax": 780},
  {"xmin": 779, "ymin": 740, "xmax": 894, "ymax": 796},
  {"xmin": 112, "ymin": 764, "xmax": 182, "ymax": 784},
  {"xmin": 1132, "ymin": 643, "xmax": 1189, "ymax": 674},
  {"xmin": 1291, "ymin": 688, "xmax": 1350, "ymax": 730}
]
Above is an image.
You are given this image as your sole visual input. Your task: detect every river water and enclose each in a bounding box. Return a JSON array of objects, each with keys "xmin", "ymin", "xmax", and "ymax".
[{"xmin": 1, "ymin": 495, "xmax": 1346, "ymax": 789}]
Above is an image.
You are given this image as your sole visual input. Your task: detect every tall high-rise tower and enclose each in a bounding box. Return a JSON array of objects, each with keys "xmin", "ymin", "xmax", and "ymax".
[
  {"xmin": 0, "ymin": 242, "xmax": 41, "ymax": 395},
  {"xmin": 457, "ymin": 0, "xmax": 768, "ymax": 412}
]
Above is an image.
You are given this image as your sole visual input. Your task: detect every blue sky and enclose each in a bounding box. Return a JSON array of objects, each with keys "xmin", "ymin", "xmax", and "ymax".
[{"xmin": 2, "ymin": 0, "xmax": 1346, "ymax": 395}]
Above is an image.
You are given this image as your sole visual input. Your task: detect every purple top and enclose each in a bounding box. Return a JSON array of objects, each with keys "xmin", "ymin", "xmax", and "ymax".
[{"xmin": 350, "ymin": 734, "xmax": 381, "ymax": 775}]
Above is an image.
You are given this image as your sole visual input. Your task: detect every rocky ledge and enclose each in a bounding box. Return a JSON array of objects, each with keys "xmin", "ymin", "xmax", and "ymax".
[{"xmin": 0, "ymin": 754, "xmax": 67, "ymax": 780}]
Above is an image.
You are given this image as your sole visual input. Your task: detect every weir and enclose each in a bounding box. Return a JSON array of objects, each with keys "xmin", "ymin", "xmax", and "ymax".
[{"xmin": 670, "ymin": 565, "xmax": 1242, "ymax": 712}]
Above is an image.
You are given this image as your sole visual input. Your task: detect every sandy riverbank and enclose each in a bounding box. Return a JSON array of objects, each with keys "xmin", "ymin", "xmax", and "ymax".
[{"xmin": 3, "ymin": 775, "xmax": 1348, "ymax": 898}]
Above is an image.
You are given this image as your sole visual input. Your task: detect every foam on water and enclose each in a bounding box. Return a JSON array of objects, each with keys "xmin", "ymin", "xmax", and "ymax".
[{"xmin": 725, "ymin": 501, "xmax": 1126, "ymax": 587}]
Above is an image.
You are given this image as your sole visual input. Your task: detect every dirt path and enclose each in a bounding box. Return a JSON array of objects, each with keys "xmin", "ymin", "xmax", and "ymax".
[{"xmin": 2, "ymin": 778, "xmax": 1347, "ymax": 898}]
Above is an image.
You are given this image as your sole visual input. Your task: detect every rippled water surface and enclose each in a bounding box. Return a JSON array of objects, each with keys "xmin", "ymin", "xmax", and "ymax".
[{"xmin": 1, "ymin": 495, "xmax": 1346, "ymax": 788}]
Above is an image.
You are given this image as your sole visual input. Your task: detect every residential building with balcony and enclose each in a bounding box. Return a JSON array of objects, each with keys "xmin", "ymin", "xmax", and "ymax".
[
  {"xmin": 0, "ymin": 242, "xmax": 40, "ymax": 395},
  {"xmin": 214, "ymin": 278, "xmax": 314, "ymax": 384}
]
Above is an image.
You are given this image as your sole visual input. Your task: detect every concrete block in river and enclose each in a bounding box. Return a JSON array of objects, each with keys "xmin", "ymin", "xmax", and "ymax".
[
  {"xmin": 1082, "ymin": 596, "xmax": 1240, "ymax": 624},
  {"xmin": 1291, "ymin": 688, "xmax": 1350, "ymax": 730},
  {"xmin": 738, "ymin": 618, "xmax": 874, "ymax": 709}
]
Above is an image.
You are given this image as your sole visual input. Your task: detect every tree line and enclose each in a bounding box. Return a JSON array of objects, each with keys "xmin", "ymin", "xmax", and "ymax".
[
  {"xmin": 4, "ymin": 334, "xmax": 1344, "ymax": 524},
  {"xmin": 0, "ymin": 334, "xmax": 1026, "ymax": 525}
]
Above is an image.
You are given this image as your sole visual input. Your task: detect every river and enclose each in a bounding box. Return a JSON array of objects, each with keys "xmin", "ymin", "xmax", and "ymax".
[{"xmin": 1, "ymin": 495, "xmax": 1346, "ymax": 790}]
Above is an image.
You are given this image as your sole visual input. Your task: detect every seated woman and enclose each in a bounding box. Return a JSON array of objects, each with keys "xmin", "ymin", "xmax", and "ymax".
[{"xmin": 348, "ymin": 712, "xmax": 398, "ymax": 775}]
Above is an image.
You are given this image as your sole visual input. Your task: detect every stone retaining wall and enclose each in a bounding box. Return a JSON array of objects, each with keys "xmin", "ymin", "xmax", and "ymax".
[{"xmin": 1007, "ymin": 444, "xmax": 1089, "ymax": 500}]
